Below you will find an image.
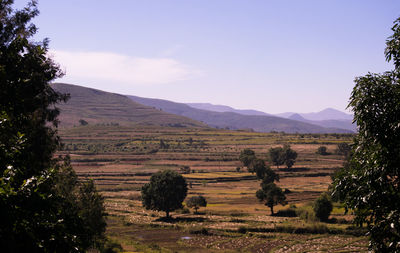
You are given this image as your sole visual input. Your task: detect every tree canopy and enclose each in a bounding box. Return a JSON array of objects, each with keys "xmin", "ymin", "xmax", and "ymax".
[
  {"xmin": 186, "ymin": 195, "xmax": 207, "ymax": 214},
  {"xmin": 256, "ymin": 167, "xmax": 285, "ymax": 215},
  {"xmin": 239, "ymin": 148, "xmax": 256, "ymax": 168},
  {"xmin": 313, "ymin": 192, "xmax": 333, "ymax": 222},
  {"xmin": 269, "ymin": 145, "xmax": 297, "ymax": 169},
  {"xmin": 141, "ymin": 170, "xmax": 188, "ymax": 218},
  {"xmin": 256, "ymin": 181, "xmax": 287, "ymax": 215},
  {"xmin": 0, "ymin": 1, "xmax": 106, "ymax": 251},
  {"xmin": 333, "ymin": 17, "xmax": 400, "ymax": 252}
]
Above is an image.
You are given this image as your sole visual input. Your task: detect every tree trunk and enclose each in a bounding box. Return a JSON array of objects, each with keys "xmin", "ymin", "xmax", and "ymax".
[
  {"xmin": 270, "ymin": 205, "xmax": 274, "ymax": 215},
  {"xmin": 166, "ymin": 210, "xmax": 170, "ymax": 218}
]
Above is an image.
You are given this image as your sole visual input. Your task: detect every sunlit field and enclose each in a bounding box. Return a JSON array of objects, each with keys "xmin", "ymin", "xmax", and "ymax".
[{"xmin": 59, "ymin": 125, "xmax": 367, "ymax": 252}]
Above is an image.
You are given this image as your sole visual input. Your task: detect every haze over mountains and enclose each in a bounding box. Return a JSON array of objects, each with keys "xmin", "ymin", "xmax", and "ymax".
[
  {"xmin": 53, "ymin": 83, "xmax": 354, "ymax": 133},
  {"xmin": 187, "ymin": 103, "xmax": 355, "ymax": 132}
]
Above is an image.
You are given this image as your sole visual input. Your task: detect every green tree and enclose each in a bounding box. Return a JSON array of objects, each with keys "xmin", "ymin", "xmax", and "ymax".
[
  {"xmin": 256, "ymin": 168, "xmax": 285, "ymax": 215},
  {"xmin": 239, "ymin": 148, "xmax": 256, "ymax": 168},
  {"xmin": 313, "ymin": 192, "xmax": 333, "ymax": 222},
  {"xmin": 256, "ymin": 182, "xmax": 287, "ymax": 215},
  {"xmin": 335, "ymin": 143, "xmax": 351, "ymax": 157},
  {"xmin": 250, "ymin": 158, "xmax": 268, "ymax": 179},
  {"xmin": 262, "ymin": 167, "xmax": 280, "ymax": 184},
  {"xmin": 333, "ymin": 17, "xmax": 400, "ymax": 252},
  {"xmin": 186, "ymin": 195, "xmax": 207, "ymax": 214},
  {"xmin": 269, "ymin": 145, "xmax": 297, "ymax": 169},
  {"xmin": 141, "ymin": 170, "xmax": 188, "ymax": 218},
  {"xmin": 283, "ymin": 144, "xmax": 297, "ymax": 169},
  {"xmin": 269, "ymin": 146, "xmax": 285, "ymax": 168},
  {"xmin": 0, "ymin": 1, "xmax": 106, "ymax": 251}
]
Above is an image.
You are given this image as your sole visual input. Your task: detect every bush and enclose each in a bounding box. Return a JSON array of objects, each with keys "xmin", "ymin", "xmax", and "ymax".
[
  {"xmin": 189, "ymin": 227, "xmax": 209, "ymax": 235},
  {"xmin": 335, "ymin": 143, "xmax": 351, "ymax": 157},
  {"xmin": 274, "ymin": 208, "xmax": 297, "ymax": 217},
  {"xmin": 316, "ymin": 146, "xmax": 329, "ymax": 155},
  {"xmin": 176, "ymin": 207, "xmax": 190, "ymax": 214},
  {"xmin": 313, "ymin": 193, "xmax": 333, "ymax": 222},
  {"xmin": 186, "ymin": 195, "xmax": 207, "ymax": 214},
  {"xmin": 237, "ymin": 226, "xmax": 247, "ymax": 234},
  {"xmin": 296, "ymin": 205, "xmax": 318, "ymax": 222},
  {"xmin": 100, "ymin": 238, "xmax": 123, "ymax": 253}
]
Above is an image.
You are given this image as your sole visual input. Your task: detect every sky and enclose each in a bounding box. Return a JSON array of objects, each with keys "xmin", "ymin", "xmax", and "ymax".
[{"xmin": 14, "ymin": 0, "xmax": 400, "ymax": 114}]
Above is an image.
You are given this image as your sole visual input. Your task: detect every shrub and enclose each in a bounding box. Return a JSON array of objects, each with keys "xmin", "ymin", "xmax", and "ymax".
[
  {"xmin": 313, "ymin": 193, "xmax": 333, "ymax": 222},
  {"xmin": 186, "ymin": 195, "xmax": 207, "ymax": 214},
  {"xmin": 238, "ymin": 226, "xmax": 247, "ymax": 234},
  {"xmin": 274, "ymin": 208, "xmax": 297, "ymax": 217},
  {"xmin": 189, "ymin": 227, "xmax": 209, "ymax": 235},
  {"xmin": 296, "ymin": 207, "xmax": 318, "ymax": 222},
  {"xmin": 100, "ymin": 238, "xmax": 123, "ymax": 253},
  {"xmin": 316, "ymin": 146, "xmax": 329, "ymax": 155}
]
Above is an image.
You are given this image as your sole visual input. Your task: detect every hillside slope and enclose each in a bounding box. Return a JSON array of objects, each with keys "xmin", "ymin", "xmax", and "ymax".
[
  {"xmin": 128, "ymin": 96, "xmax": 352, "ymax": 133},
  {"xmin": 188, "ymin": 103, "xmax": 355, "ymax": 132},
  {"xmin": 187, "ymin": 103, "xmax": 270, "ymax": 116},
  {"xmin": 52, "ymin": 83, "xmax": 206, "ymax": 128},
  {"xmin": 287, "ymin": 113, "xmax": 356, "ymax": 132}
]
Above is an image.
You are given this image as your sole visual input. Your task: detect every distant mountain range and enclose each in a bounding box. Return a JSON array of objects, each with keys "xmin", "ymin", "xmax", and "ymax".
[
  {"xmin": 187, "ymin": 103, "xmax": 355, "ymax": 132},
  {"xmin": 52, "ymin": 83, "xmax": 205, "ymax": 128},
  {"xmin": 52, "ymin": 83, "xmax": 354, "ymax": 133},
  {"xmin": 128, "ymin": 96, "xmax": 353, "ymax": 133},
  {"xmin": 187, "ymin": 103, "xmax": 271, "ymax": 116}
]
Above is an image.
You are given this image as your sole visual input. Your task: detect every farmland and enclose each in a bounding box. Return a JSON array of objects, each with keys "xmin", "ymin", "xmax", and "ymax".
[{"xmin": 59, "ymin": 125, "xmax": 367, "ymax": 252}]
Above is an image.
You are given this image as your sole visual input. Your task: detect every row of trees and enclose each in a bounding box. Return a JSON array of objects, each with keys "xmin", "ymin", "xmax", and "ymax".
[
  {"xmin": 238, "ymin": 149, "xmax": 288, "ymax": 215},
  {"xmin": 239, "ymin": 145, "xmax": 298, "ymax": 171}
]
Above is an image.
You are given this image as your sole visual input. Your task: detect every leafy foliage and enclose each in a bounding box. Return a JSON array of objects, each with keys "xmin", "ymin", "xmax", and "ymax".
[
  {"xmin": 333, "ymin": 17, "xmax": 400, "ymax": 252},
  {"xmin": 313, "ymin": 192, "xmax": 333, "ymax": 222},
  {"xmin": 256, "ymin": 168, "xmax": 286, "ymax": 215},
  {"xmin": 186, "ymin": 195, "xmax": 207, "ymax": 214},
  {"xmin": 269, "ymin": 145, "xmax": 298, "ymax": 169},
  {"xmin": 256, "ymin": 183, "xmax": 287, "ymax": 215},
  {"xmin": 79, "ymin": 119, "xmax": 88, "ymax": 126},
  {"xmin": 141, "ymin": 170, "xmax": 188, "ymax": 218},
  {"xmin": 269, "ymin": 147, "xmax": 285, "ymax": 168},
  {"xmin": 316, "ymin": 146, "xmax": 329, "ymax": 155},
  {"xmin": 249, "ymin": 158, "xmax": 269, "ymax": 179},
  {"xmin": 239, "ymin": 148, "xmax": 256, "ymax": 168},
  {"xmin": 0, "ymin": 1, "xmax": 106, "ymax": 251},
  {"xmin": 335, "ymin": 143, "xmax": 351, "ymax": 157},
  {"xmin": 283, "ymin": 145, "xmax": 298, "ymax": 169}
]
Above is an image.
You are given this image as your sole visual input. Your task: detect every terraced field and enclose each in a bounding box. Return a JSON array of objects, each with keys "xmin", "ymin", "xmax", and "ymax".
[{"xmin": 59, "ymin": 125, "xmax": 367, "ymax": 252}]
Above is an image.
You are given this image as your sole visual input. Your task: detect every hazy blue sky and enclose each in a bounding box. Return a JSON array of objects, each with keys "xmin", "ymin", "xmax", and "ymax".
[{"xmin": 14, "ymin": 0, "xmax": 400, "ymax": 113}]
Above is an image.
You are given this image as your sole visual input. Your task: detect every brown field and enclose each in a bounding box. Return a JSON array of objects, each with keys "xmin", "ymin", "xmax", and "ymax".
[{"xmin": 59, "ymin": 125, "xmax": 368, "ymax": 252}]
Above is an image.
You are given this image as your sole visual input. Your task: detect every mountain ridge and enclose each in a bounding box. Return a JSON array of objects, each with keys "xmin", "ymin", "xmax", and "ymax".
[
  {"xmin": 51, "ymin": 83, "xmax": 353, "ymax": 133},
  {"xmin": 186, "ymin": 103, "xmax": 355, "ymax": 131},
  {"xmin": 128, "ymin": 95, "xmax": 352, "ymax": 133},
  {"xmin": 52, "ymin": 83, "xmax": 206, "ymax": 128}
]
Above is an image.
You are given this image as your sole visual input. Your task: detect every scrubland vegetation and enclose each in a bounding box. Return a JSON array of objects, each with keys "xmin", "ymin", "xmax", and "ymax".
[
  {"xmin": 57, "ymin": 126, "xmax": 369, "ymax": 252},
  {"xmin": 3, "ymin": 0, "xmax": 399, "ymax": 251}
]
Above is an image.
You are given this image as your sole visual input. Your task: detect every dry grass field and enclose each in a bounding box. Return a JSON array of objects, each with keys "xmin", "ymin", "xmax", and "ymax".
[{"xmin": 59, "ymin": 125, "xmax": 367, "ymax": 252}]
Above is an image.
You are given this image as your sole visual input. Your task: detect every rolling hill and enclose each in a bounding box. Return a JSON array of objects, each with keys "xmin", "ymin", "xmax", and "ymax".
[
  {"xmin": 128, "ymin": 95, "xmax": 353, "ymax": 133},
  {"xmin": 52, "ymin": 83, "xmax": 206, "ymax": 128},
  {"xmin": 187, "ymin": 103, "xmax": 271, "ymax": 116},
  {"xmin": 187, "ymin": 103, "xmax": 355, "ymax": 132}
]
